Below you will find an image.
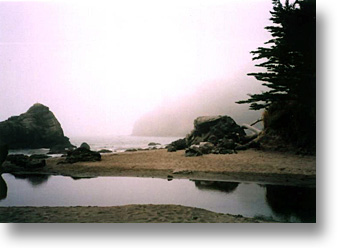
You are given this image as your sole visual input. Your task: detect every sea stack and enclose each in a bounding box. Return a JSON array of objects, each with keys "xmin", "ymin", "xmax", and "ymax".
[{"xmin": 0, "ymin": 103, "xmax": 73, "ymax": 149}]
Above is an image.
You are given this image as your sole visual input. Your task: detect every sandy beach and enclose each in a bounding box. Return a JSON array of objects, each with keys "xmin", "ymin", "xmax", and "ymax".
[
  {"xmin": 3, "ymin": 149, "xmax": 316, "ymax": 187},
  {"xmin": 0, "ymin": 205, "xmax": 272, "ymax": 223},
  {"xmin": 1, "ymin": 149, "xmax": 316, "ymax": 223}
]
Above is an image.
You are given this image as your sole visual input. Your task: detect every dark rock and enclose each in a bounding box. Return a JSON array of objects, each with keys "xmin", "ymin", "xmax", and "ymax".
[
  {"xmin": 198, "ymin": 142, "xmax": 214, "ymax": 154},
  {"xmin": 217, "ymin": 138, "xmax": 235, "ymax": 149},
  {"xmin": 61, "ymin": 147, "xmax": 101, "ymax": 164},
  {"xmin": 80, "ymin": 142, "xmax": 91, "ymax": 150},
  {"xmin": 187, "ymin": 116, "xmax": 246, "ymax": 147},
  {"xmin": 0, "ymin": 103, "xmax": 74, "ymax": 149},
  {"xmin": 167, "ymin": 146, "xmax": 177, "ymax": 152},
  {"xmin": 148, "ymin": 142, "xmax": 161, "ymax": 146},
  {"xmin": 97, "ymin": 149, "xmax": 112, "ymax": 153},
  {"xmin": 6, "ymin": 154, "xmax": 30, "ymax": 167},
  {"xmin": 0, "ymin": 144, "xmax": 8, "ymax": 166},
  {"xmin": 6, "ymin": 154, "xmax": 46, "ymax": 169},
  {"xmin": 185, "ymin": 145, "xmax": 203, "ymax": 157},
  {"xmin": 30, "ymin": 154, "xmax": 51, "ymax": 159},
  {"xmin": 125, "ymin": 148, "xmax": 138, "ymax": 152},
  {"xmin": 212, "ymin": 147, "xmax": 235, "ymax": 154},
  {"xmin": 166, "ymin": 138, "xmax": 187, "ymax": 152},
  {"xmin": 47, "ymin": 144, "xmax": 70, "ymax": 154}
]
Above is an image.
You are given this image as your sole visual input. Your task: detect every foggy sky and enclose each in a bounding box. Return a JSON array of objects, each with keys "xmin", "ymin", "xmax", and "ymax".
[{"xmin": 0, "ymin": 0, "xmax": 272, "ymax": 137}]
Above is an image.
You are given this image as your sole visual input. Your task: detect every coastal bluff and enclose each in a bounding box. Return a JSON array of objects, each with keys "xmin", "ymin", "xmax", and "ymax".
[{"xmin": 0, "ymin": 103, "xmax": 73, "ymax": 149}]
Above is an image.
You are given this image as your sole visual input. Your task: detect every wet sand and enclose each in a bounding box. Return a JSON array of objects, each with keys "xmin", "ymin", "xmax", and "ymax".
[
  {"xmin": 0, "ymin": 205, "xmax": 271, "ymax": 223},
  {"xmin": 2, "ymin": 149, "xmax": 316, "ymax": 187}
]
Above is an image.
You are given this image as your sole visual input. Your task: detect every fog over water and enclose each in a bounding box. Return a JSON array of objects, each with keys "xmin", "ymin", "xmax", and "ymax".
[{"xmin": 0, "ymin": 0, "xmax": 271, "ymax": 137}]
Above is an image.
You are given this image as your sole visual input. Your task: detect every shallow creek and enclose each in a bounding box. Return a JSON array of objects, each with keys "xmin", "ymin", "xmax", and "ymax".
[{"xmin": 0, "ymin": 173, "xmax": 315, "ymax": 222}]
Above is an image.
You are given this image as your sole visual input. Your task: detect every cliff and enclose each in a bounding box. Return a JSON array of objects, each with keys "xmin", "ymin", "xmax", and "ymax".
[{"xmin": 0, "ymin": 103, "xmax": 73, "ymax": 149}]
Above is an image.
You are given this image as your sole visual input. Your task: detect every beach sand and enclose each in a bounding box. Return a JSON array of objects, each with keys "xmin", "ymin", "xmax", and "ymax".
[
  {"xmin": 0, "ymin": 205, "xmax": 270, "ymax": 223},
  {"xmin": 1, "ymin": 149, "xmax": 315, "ymax": 223},
  {"xmin": 3, "ymin": 149, "xmax": 316, "ymax": 187}
]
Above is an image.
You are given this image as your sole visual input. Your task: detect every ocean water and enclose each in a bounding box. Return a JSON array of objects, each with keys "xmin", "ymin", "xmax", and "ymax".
[{"xmin": 8, "ymin": 136, "xmax": 182, "ymax": 156}]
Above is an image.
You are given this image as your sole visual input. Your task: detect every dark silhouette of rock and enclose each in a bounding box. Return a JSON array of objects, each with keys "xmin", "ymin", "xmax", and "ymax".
[
  {"xmin": 80, "ymin": 142, "xmax": 91, "ymax": 150},
  {"xmin": 47, "ymin": 144, "xmax": 71, "ymax": 155},
  {"xmin": 6, "ymin": 154, "xmax": 46, "ymax": 169},
  {"xmin": 185, "ymin": 145, "xmax": 203, "ymax": 157},
  {"xmin": 166, "ymin": 138, "xmax": 187, "ymax": 152},
  {"xmin": 148, "ymin": 142, "xmax": 161, "ymax": 146},
  {"xmin": 125, "ymin": 148, "xmax": 138, "ymax": 152},
  {"xmin": 186, "ymin": 116, "xmax": 246, "ymax": 147},
  {"xmin": 168, "ymin": 115, "xmax": 251, "ymax": 156},
  {"xmin": 97, "ymin": 149, "xmax": 112, "ymax": 153},
  {"xmin": 60, "ymin": 147, "xmax": 101, "ymax": 164},
  {"xmin": 0, "ymin": 144, "xmax": 8, "ymax": 166},
  {"xmin": 29, "ymin": 154, "xmax": 51, "ymax": 159},
  {"xmin": 167, "ymin": 146, "xmax": 177, "ymax": 152},
  {"xmin": 0, "ymin": 103, "xmax": 73, "ymax": 149}
]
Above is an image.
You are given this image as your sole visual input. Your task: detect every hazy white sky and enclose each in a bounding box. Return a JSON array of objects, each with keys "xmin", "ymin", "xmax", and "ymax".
[{"xmin": 0, "ymin": 0, "xmax": 272, "ymax": 137}]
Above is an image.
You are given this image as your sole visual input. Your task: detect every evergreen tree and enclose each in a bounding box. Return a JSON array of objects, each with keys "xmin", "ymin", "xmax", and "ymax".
[{"xmin": 237, "ymin": 0, "xmax": 316, "ymax": 111}]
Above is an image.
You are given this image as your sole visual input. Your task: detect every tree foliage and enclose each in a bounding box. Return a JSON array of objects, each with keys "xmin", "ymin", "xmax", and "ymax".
[{"xmin": 237, "ymin": 0, "xmax": 316, "ymax": 111}]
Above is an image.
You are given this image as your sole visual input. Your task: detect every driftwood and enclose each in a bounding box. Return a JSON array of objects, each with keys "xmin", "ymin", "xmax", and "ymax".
[
  {"xmin": 250, "ymin": 118, "xmax": 262, "ymax": 126},
  {"xmin": 241, "ymin": 124, "xmax": 262, "ymax": 134}
]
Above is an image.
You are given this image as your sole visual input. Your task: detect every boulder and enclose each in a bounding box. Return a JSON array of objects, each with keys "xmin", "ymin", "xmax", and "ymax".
[
  {"xmin": 80, "ymin": 142, "xmax": 91, "ymax": 150},
  {"xmin": 185, "ymin": 145, "xmax": 203, "ymax": 157},
  {"xmin": 60, "ymin": 147, "xmax": 101, "ymax": 164},
  {"xmin": 0, "ymin": 103, "xmax": 74, "ymax": 149},
  {"xmin": 125, "ymin": 148, "xmax": 138, "ymax": 152},
  {"xmin": 198, "ymin": 142, "xmax": 215, "ymax": 154},
  {"xmin": 148, "ymin": 142, "xmax": 161, "ymax": 146},
  {"xmin": 167, "ymin": 146, "xmax": 177, "ymax": 152},
  {"xmin": 166, "ymin": 138, "xmax": 187, "ymax": 152},
  {"xmin": 6, "ymin": 154, "xmax": 46, "ymax": 169},
  {"xmin": 187, "ymin": 115, "xmax": 246, "ymax": 147},
  {"xmin": 97, "ymin": 149, "xmax": 112, "ymax": 153}
]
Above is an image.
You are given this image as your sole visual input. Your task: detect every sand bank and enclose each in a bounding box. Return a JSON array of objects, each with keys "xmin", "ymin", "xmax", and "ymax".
[
  {"xmin": 2, "ymin": 149, "xmax": 316, "ymax": 187},
  {"xmin": 0, "ymin": 205, "xmax": 272, "ymax": 223}
]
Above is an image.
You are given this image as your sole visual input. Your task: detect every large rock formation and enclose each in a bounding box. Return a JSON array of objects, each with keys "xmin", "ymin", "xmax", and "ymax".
[
  {"xmin": 0, "ymin": 103, "xmax": 73, "ymax": 149},
  {"xmin": 167, "ymin": 115, "xmax": 251, "ymax": 156}
]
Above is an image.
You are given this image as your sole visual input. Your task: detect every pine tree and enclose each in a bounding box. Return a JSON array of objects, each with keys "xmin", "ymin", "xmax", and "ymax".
[{"xmin": 237, "ymin": 0, "xmax": 316, "ymax": 111}]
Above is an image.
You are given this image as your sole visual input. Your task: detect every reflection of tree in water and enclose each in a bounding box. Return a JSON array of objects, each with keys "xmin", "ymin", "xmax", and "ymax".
[
  {"xmin": 14, "ymin": 174, "xmax": 50, "ymax": 187},
  {"xmin": 265, "ymin": 185, "xmax": 316, "ymax": 223},
  {"xmin": 0, "ymin": 174, "xmax": 7, "ymax": 201},
  {"xmin": 192, "ymin": 180, "xmax": 239, "ymax": 193}
]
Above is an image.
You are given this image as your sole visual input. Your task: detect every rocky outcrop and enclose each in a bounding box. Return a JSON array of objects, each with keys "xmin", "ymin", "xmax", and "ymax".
[
  {"xmin": 6, "ymin": 154, "xmax": 46, "ymax": 169},
  {"xmin": 80, "ymin": 142, "xmax": 91, "ymax": 150},
  {"xmin": 166, "ymin": 138, "xmax": 187, "ymax": 152},
  {"xmin": 168, "ymin": 115, "xmax": 251, "ymax": 156},
  {"xmin": 59, "ymin": 147, "xmax": 101, "ymax": 164},
  {"xmin": 0, "ymin": 103, "xmax": 73, "ymax": 149},
  {"xmin": 97, "ymin": 149, "xmax": 112, "ymax": 153},
  {"xmin": 186, "ymin": 116, "xmax": 246, "ymax": 147}
]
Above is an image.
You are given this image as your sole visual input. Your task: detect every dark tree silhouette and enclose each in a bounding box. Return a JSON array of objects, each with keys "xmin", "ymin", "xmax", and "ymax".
[
  {"xmin": 237, "ymin": 0, "xmax": 316, "ymax": 152},
  {"xmin": 237, "ymin": 0, "xmax": 315, "ymax": 110}
]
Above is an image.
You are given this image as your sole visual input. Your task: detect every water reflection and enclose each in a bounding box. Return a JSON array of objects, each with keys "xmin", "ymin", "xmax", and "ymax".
[
  {"xmin": 0, "ymin": 174, "xmax": 316, "ymax": 222},
  {"xmin": 192, "ymin": 180, "xmax": 239, "ymax": 193},
  {"xmin": 265, "ymin": 185, "xmax": 316, "ymax": 223},
  {"xmin": 0, "ymin": 174, "xmax": 7, "ymax": 201},
  {"xmin": 13, "ymin": 174, "xmax": 50, "ymax": 187}
]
